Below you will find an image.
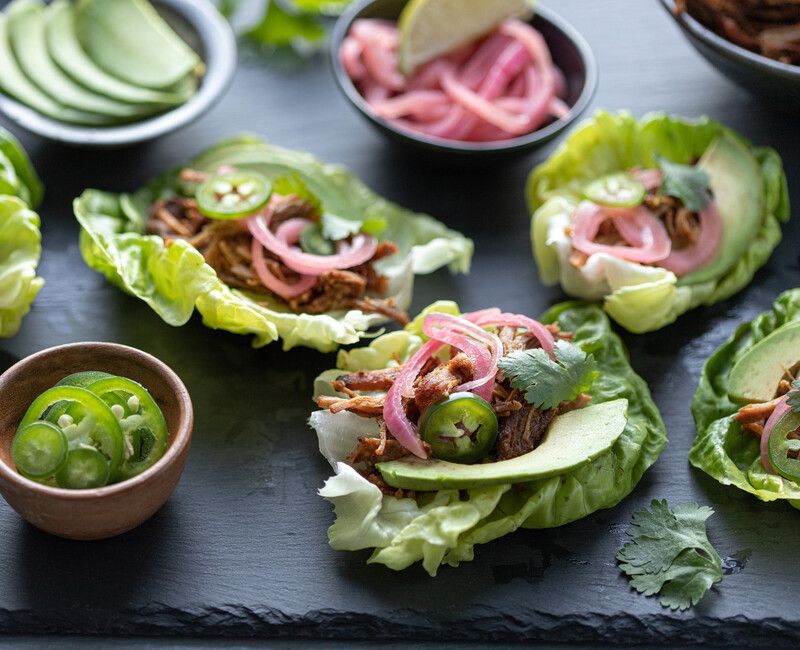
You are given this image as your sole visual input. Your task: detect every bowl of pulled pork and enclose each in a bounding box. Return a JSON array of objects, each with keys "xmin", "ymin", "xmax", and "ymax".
[{"xmin": 662, "ymin": 0, "xmax": 800, "ymax": 103}]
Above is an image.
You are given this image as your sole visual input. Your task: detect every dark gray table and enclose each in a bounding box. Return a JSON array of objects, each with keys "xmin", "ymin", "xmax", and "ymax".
[{"xmin": 0, "ymin": 0, "xmax": 797, "ymax": 645}]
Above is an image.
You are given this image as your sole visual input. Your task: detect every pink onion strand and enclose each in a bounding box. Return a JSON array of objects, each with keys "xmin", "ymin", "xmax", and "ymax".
[{"xmin": 340, "ymin": 18, "xmax": 568, "ymax": 143}]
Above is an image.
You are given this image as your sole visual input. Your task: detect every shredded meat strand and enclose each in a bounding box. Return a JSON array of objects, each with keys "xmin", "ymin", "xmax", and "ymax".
[
  {"xmin": 316, "ymin": 394, "xmax": 384, "ymax": 417},
  {"xmin": 413, "ymin": 352, "xmax": 475, "ymax": 414}
]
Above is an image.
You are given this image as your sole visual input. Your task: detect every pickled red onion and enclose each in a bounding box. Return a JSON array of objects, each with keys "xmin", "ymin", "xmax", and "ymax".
[
  {"xmin": 248, "ymin": 211, "xmax": 377, "ymax": 276},
  {"xmin": 422, "ymin": 313, "xmax": 502, "ymax": 401},
  {"xmin": 383, "ymin": 312, "xmax": 503, "ymax": 458},
  {"xmin": 761, "ymin": 396, "xmax": 791, "ymax": 474},
  {"xmin": 251, "ymin": 240, "xmax": 317, "ymax": 300},
  {"xmin": 340, "ymin": 18, "xmax": 567, "ymax": 143},
  {"xmin": 571, "ymin": 201, "xmax": 672, "ymax": 264},
  {"xmin": 463, "ymin": 309, "xmax": 555, "ymax": 356},
  {"xmin": 659, "ymin": 202, "xmax": 723, "ymax": 276}
]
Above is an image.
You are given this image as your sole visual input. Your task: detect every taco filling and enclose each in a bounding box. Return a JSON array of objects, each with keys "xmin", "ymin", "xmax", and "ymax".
[
  {"xmin": 147, "ymin": 168, "xmax": 408, "ymax": 323},
  {"xmin": 310, "ymin": 302, "xmax": 666, "ymax": 574},
  {"xmin": 317, "ymin": 310, "xmax": 587, "ymax": 495},
  {"xmin": 528, "ymin": 112, "xmax": 789, "ymax": 334}
]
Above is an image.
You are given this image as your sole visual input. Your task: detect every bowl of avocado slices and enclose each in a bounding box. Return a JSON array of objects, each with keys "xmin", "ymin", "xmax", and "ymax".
[{"xmin": 0, "ymin": 0, "xmax": 236, "ymax": 147}]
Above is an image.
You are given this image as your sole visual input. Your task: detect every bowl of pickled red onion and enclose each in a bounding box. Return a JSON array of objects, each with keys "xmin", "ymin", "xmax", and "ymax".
[{"xmin": 331, "ymin": 0, "xmax": 597, "ymax": 158}]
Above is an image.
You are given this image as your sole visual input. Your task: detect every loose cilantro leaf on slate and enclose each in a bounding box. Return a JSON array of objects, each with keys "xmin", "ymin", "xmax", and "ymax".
[
  {"xmin": 498, "ymin": 340, "xmax": 598, "ymax": 410},
  {"xmin": 321, "ymin": 213, "xmax": 387, "ymax": 241},
  {"xmin": 787, "ymin": 379, "xmax": 800, "ymax": 412},
  {"xmin": 617, "ymin": 500, "xmax": 723, "ymax": 611},
  {"xmin": 655, "ymin": 155, "xmax": 712, "ymax": 212}
]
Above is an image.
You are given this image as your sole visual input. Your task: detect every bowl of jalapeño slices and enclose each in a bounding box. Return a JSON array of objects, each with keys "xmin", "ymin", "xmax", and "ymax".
[{"xmin": 0, "ymin": 342, "xmax": 193, "ymax": 539}]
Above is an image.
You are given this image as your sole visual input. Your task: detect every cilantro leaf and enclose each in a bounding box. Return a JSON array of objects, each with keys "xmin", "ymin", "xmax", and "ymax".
[
  {"xmin": 321, "ymin": 213, "xmax": 387, "ymax": 241},
  {"xmin": 787, "ymin": 379, "xmax": 800, "ymax": 412},
  {"xmin": 498, "ymin": 340, "xmax": 598, "ymax": 410},
  {"xmin": 299, "ymin": 223, "xmax": 334, "ymax": 255},
  {"xmin": 655, "ymin": 155, "xmax": 712, "ymax": 212},
  {"xmin": 617, "ymin": 500, "xmax": 723, "ymax": 611}
]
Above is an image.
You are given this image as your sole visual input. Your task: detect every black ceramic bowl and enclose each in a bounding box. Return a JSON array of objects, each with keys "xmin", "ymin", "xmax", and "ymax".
[
  {"xmin": 331, "ymin": 0, "xmax": 597, "ymax": 159},
  {"xmin": 660, "ymin": 0, "xmax": 800, "ymax": 104}
]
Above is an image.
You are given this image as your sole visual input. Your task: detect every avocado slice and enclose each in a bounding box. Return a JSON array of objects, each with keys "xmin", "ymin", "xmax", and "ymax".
[
  {"xmin": 678, "ymin": 133, "xmax": 765, "ymax": 286},
  {"xmin": 377, "ymin": 399, "xmax": 628, "ymax": 491},
  {"xmin": 728, "ymin": 322, "xmax": 800, "ymax": 404},
  {"xmin": 44, "ymin": 0, "xmax": 191, "ymax": 108},
  {"xmin": 0, "ymin": 13, "xmax": 110, "ymax": 125},
  {"xmin": 6, "ymin": 0, "xmax": 147, "ymax": 120},
  {"xmin": 75, "ymin": 0, "xmax": 202, "ymax": 90}
]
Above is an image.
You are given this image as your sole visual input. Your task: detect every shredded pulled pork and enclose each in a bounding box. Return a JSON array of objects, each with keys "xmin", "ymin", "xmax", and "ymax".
[
  {"xmin": 413, "ymin": 352, "xmax": 475, "ymax": 414},
  {"xmin": 678, "ymin": 0, "xmax": 800, "ymax": 64},
  {"xmin": 347, "ymin": 427, "xmax": 418, "ymax": 497},
  {"xmin": 146, "ymin": 186, "xmax": 407, "ymax": 323}
]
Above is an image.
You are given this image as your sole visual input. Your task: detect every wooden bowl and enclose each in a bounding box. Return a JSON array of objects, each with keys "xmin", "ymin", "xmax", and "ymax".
[{"xmin": 0, "ymin": 342, "xmax": 193, "ymax": 540}]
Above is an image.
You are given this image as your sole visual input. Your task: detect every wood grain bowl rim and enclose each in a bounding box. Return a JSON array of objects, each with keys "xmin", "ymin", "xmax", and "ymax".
[{"xmin": 0, "ymin": 342, "xmax": 193, "ymax": 500}]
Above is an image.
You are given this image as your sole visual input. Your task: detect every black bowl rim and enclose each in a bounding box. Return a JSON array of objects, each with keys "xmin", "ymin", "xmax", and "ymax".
[
  {"xmin": 330, "ymin": 0, "xmax": 599, "ymax": 155},
  {"xmin": 0, "ymin": 0, "xmax": 237, "ymax": 148},
  {"xmin": 660, "ymin": 0, "xmax": 800, "ymax": 80}
]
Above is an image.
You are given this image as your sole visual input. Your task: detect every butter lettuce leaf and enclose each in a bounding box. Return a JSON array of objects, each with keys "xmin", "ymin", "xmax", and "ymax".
[
  {"xmin": 310, "ymin": 302, "xmax": 666, "ymax": 575},
  {"xmin": 74, "ymin": 136, "xmax": 473, "ymax": 352},
  {"xmin": 0, "ymin": 128, "xmax": 43, "ymax": 337},
  {"xmin": 527, "ymin": 111, "xmax": 789, "ymax": 333},
  {"xmin": 690, "ymin": 288, "xmax": 800, "ymax": 504},
  {"xmin": 0, "ymin": 195, "xmax": 43, "ymax": 337}
]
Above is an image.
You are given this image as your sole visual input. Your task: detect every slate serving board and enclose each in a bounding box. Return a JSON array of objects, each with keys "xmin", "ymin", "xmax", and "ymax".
[{"xmin": 0, "ymin": 0, "xmax": 797, "ymax": 645}]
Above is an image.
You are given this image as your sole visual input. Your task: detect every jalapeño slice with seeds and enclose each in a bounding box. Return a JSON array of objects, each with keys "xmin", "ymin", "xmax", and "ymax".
[
  {"xmin": 768, "ymin": 408, "xmax": 800, "ymax": 483},
  {"xmin": 196, "ymin": 170, "xmax": 272, "ymax": 220},
  {"xmin": 87, "ymin": 376, "xmax": 168, "ymax": 481},
  {"xmin": 419, "ymin": 392, "xmax": 498, "ymax": 464},
  {"xmin": 584, "ymin": 172, "xmax": 646, "ymax": 208}
]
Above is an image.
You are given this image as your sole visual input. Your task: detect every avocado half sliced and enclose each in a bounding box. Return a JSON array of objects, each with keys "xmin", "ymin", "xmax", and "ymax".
[
  {"xmin": 377, "ymin": 398, "xmax": 629, "ymax": 491},
  {"xmin": 678, "ymin": 133, "xmax": 765, "ymax": 286},
  {"xmin": 728, "ymin": 321, "xmax": 800, "ymax": 404}
]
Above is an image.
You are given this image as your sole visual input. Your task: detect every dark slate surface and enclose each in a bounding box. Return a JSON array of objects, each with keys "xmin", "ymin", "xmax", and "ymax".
[{"xmin": 0, "ymin": 0, "xmax": 797, "ymax": 645}]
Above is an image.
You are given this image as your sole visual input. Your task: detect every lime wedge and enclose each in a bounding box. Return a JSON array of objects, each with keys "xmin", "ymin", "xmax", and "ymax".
[{"xmin": 398, "ymin": 0, "xmax": 535, "ymax": 75}]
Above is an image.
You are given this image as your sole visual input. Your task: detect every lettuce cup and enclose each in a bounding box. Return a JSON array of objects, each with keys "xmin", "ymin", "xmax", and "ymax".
[
  {"xmin": 691, "ymin": 289, "xmax": 800, "ymax": 507},
  {"xmin": 74, "ymin": 136, "xmax": 473, "ymax": 352},
  {"xmin": 0, "ymin": 126, "xmax": 43, "ymax": 336},
  {"xmin": 527, "ymin": 111, "xmax": 789, "ymax": 333},
  {"xmin": 310, "ymin": 300, "xmax": 666, "ymax": 575}
]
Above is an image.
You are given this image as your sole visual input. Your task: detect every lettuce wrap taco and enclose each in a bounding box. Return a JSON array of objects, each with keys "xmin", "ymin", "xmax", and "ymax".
[
  {"xmin": 691, "ymin": 289, "xmax": 800, "ymax": 507},
  {"xmin": 74, "ymin": 136, "xmax": 473, "ymax": 352},
  {"xmin": 0, "ymin": 126, "xmax": 43, "ymax": 336},
  {"xmin": 310, "ymin": 301, "xmax": 666, "ymax": 575},
  {"xmin": 527, "ymin": 111, "xmax": 789, "ymax": 333}
]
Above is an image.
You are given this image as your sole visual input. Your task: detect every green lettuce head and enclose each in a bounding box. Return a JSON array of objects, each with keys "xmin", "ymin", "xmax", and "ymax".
[
  {"xmin": 527, "ymin": 111, "xmax": 789, "ymax": 333},
  {"xmin": 690, "ymin": 289, "xmax": 800, "ymax": 506},
  {"xmin": 0, "ymin": 127, "xmax": 43, "ymax": 337},
  {"xmin": 73, "ymin": 136, "xmax": 473, "ymax": 352},
  {"xmin": 310, "ymin": 301, "xmax": 666, "ymax": 575}
]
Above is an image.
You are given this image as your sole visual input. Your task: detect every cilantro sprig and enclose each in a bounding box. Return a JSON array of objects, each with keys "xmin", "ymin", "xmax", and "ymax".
[
  {"xmin": 617, "ymin": 500, "xmax": 723, "ymax": 611},
  {"xmin": 655, "ymin": 155, "xmax": 712, "ymax": 212},
  {"xmin": 498, "ymin": 340, "xmax": 598, "ymax": 410}
]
